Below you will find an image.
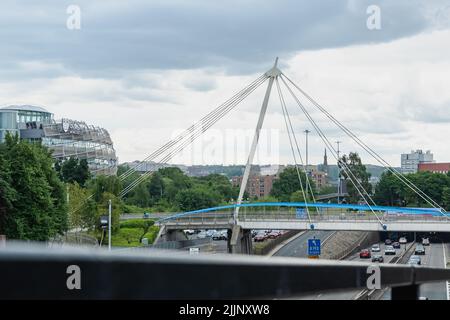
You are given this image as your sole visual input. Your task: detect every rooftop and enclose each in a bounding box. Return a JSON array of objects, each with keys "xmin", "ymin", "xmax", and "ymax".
[{"xmin": 1, "ymin": 105, "xmax": 51, "ymax": 114}]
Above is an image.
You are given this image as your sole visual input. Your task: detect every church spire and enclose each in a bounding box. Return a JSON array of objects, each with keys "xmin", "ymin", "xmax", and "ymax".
[{"xmin": 323, "ymin": 148, "xmax": 328, "ymax": 173}]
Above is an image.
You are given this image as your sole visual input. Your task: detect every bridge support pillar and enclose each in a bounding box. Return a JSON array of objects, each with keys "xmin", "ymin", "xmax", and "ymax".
[
  {"xmin": 228, "ymin": 225, "xmax": 252, "ymax": 254},
  {"xmin": 155, "ymin": 226, "xmax": 187, "ymax": 243}
]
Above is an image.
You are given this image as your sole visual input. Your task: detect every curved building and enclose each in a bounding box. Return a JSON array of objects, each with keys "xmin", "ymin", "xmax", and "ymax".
[{"xmin": 0, "ymin": 105, "xmax": 117, "ymax": 176}]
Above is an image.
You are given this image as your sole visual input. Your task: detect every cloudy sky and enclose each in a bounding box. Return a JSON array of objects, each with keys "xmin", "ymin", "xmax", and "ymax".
[{"xmin": 1, "ymin": 0, "xmax": 450, "ymax": 167}]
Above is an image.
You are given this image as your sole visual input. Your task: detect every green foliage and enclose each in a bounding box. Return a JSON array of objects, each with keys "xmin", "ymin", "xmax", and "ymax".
[
  {"xmin": 271, "ymin": 167, "xmax": 316, "ymax": 202},
  {"xmin": 67, "ymin": 182, "xmax": 97, "ymax": 230},
  {"xmin": 121, "ymin": 167, "xmax": 236, "ymax": 212},
  {"xmin": 0, "ymin": 133, "xmax": 67, "ymax": 240},
  {"xmin": 88, "ymin": 175, "xmax": 122, "ymax": 202},
  {"xmin": 56, "ymin": 157, "xmax": 91, "ymax": 186},
  {"xmin": 0, "ymin": 147, "xmax": 16, "ymax": 232},
  {"xmin": 111, "ymin": 225, "xmax": 159, "ymax": 247},
  {"xmin": 317, "ymin": 185, "xmax": 337, "ymax": 195},
  {"xmin": 340, "ymin": 152, "xmax": 372, "ymax": 203},
  {"xmin": 374, "ymin": 171, "xmax": 450, "ymax": 208},
  {"xmin": 96, "ymin": 192, "xmax": 121, "ymax": 232},
  {"xmin": 120, "ymin": 218, "xmax": 154, "ymax": 229},
  {"xmin": 175, "ymin": 187, "xmax": 221, "ymax": 211},
  {"xmin": 443, "ymin": 187, "xmax": 450, "ymax": 211}
]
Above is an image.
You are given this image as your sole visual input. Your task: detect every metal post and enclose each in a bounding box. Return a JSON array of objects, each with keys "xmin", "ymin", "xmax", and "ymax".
[
  {"xmin": 304, "ymin": 129, "xmax": 310, "ymax": 198},
  {"xmin": 336, "ymin": 141, "xmax": 342, "ymax": 204},
  {"xmin": 234, "ymin": 58, "xmax": 281, "ymax": 222},
  {"xmin": 108, "ymin": 199, "xmax": 112, "ymax": 251}
]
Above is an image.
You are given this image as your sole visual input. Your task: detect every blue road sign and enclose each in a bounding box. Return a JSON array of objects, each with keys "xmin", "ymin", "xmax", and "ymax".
[
  {"xmin": 308, "ymin": 238, "xmax": 321, "ymax": 256},
  {"xmin": 296, "ymin": 208, "xmax": 306, "ymax": 219}
]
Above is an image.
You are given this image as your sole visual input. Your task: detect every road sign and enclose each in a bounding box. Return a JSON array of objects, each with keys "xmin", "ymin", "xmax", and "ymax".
[
  {"xmin": 189, "ymin": 247, "xmax": 200, "ymax": 255},
  {"xmin": 296, "ymin": 208, "xmax": 306, "ymax": 219},
  {"xmin": 308, "ymin": 238, "xmax": 321, "ymax": 256}
]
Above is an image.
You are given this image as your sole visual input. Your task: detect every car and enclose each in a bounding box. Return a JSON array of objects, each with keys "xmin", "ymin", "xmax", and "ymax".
[
  {"xmin": 197, "ymin": 231, "xmax": 208, "ymax": 239},
  {"xmin": 143, "ymin": 212, "xmax": 150, "ymax": 219},
  {"xmin": 254, "ymin": 232, "xmax": 267, "ymax": 242},
  {"xmin": 371, "ymin": 244, "xmax": 381, "ymax": 252},
  {"xmin": 415, "ymin": 244, "xmax": 426, "ymax": 255},
  {"xmin": 422, "ymin": 238, "xmax": 430, "ymax": 246},
  {"xmin": 206, "ymin": 229, "xmax": 216, "ymax": 237},
  {"xmin": 399, "ymin": 237, "xmax": 407, "ymax": 244},
  {"xmin": 267, "ymin": 231, "xmax": 281, "ymax": 239},
  {"xmin": 359, "ymin": 249, "xmax": 371, "ymax": 259},
  {"xmin": 251, "ymin": 230, "xmax": 258, "ymax": 238},
  {"xmin": 408, "ymin": 255, "xmax": 421, "ymax": 265},
  {"xmin": 371, "ymin": 255, "xmax": 384, "ymax": 263},
  {"xmin": 384, "ymin": 245, "xmax": 396, "ymax": 255},
  {"xmin": 212, "ymin": 230, "xmax": 227, "ymax": 241},
  {"xmin": 184, "ymin": 229, "xmax": 195, "ymax": 236},
  {"xmin": 392, "ymin": 242, "xmax": 401, "ymax": 249},
  {"xmin": 385, "ymin": 239, "xmax": 392, "ymax": 245}
]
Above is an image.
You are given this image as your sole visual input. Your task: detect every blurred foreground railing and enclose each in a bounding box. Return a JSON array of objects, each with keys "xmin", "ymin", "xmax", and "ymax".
[{"xmin": 0, "ymin": 244, "xmax": 449, "ymax": 300}]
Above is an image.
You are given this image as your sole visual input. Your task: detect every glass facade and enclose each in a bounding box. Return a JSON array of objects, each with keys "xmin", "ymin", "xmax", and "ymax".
[
  {"xmin": 0, "ymin": 105, "xmax": 118, "ymax": 176},
  {"xmin": 0, "ymin": 110, "xmax": 19, "ymax": 142}
]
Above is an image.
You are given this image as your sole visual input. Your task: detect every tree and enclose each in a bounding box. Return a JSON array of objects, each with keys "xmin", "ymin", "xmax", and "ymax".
[
  {"xmin": 271, "ymin": 167, "xmax": 316, "ymax": 202},
  {"xmin": 56, "ymin": 157, "xmax": 91, "ymax": 186},
  {"xmin": 0, "ymin": 148, "xmax": 16, "ymax": 234},
  {"xmin": 374, "ymin": 170, "xmax": 450, "ymax": 208},
  {"xmin": 194, "ymin": 174, "xmax": 237, "ymax": 202},
  {"xmin": 443, "ymin": 187, "xmax": 450, "ymax": 211},
  {"xmin": 67, "ymin": 182, "xmax": 97, "ymax": 231},
  {"xmin": 88, "ymin": 175, "xmax": 122, "ymax": 202},
  {"xmin": 340, "ymin": 152, "xmax": 372, "ymax": 204},
  {"xmin": 373, "ymin": 171, "xmax": 405, "ymax": 206},
  {"xmin": 175, "ymin": 187, "xmax": 221, "ymax": 211},
  {"xmin": 159, "ymin": 167, "xmax": 192, "ymax": 201},
  {"xmin": 1, "ymin": 133, "xmax": 67, "ymax": 240},
  {"xmin": 147, "ymin": 172, "xmax": 164, "ymax": 203}
]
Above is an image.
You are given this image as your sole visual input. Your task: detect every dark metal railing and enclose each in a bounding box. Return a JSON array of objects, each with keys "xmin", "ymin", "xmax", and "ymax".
[{"xmin": 0, "ymin": 244, "xmax": 449, "ymax": 300}]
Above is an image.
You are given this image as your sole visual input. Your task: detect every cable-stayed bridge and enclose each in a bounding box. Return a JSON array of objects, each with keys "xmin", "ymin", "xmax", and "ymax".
[{"xmin": 113, "ymin": 58, "xmax": 450, "ymax": 252}]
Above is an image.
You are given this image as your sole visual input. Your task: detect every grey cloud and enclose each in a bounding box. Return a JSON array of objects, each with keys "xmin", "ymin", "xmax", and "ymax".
[{"xmin": 0, "ymin": 0, "xmax": 443, "ymax": 79}]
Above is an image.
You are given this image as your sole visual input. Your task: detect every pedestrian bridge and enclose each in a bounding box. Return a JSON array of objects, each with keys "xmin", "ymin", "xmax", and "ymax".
[{"xmin": 156, "ymin": 202, "xmax": 450, "ymax": 233}]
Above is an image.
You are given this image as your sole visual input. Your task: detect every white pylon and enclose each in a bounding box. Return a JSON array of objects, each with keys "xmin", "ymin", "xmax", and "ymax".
[{"xmin": 234, "ymin": 58, "xmax": 282, "ymax": 222}]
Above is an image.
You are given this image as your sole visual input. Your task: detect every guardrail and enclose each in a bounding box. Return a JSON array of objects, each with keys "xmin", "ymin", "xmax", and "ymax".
[
  {"xmin": 1, "ymin": 244, "xmax": 450, "ymax": 299},
  {"xmin": 159, "ymin": 211, "xmax": 450, "ymax": 224}
]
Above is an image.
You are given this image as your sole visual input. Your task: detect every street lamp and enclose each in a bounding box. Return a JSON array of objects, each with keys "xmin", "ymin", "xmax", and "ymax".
[
  {"xmin": 336, "ymin": 141, "xmax": 342, "ymax": 204},
  {"xmin": 304, "ymin": 129, "xmax": 310, "ymax": 172},
  {"xmin": 108, "ymin": 199, "xmax": 112, "ymax": 251}
]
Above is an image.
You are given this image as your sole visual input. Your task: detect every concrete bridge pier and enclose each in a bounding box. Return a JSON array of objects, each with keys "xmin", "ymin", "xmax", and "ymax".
[
  {"xmin": 155, "ymin": 225, "xmax": 187, "ymax": 243},
  {"xmin": 228, "ymin": 225, "xmax": 252, "ymax": 254}
]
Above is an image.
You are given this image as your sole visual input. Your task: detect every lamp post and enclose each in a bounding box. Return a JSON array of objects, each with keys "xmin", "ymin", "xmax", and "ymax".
[
  {"xmin": 108, "ymin": 199, "xmax": 112, "ymax": 251},
  {"xmin": 336, "ymin": 141, "xmax": 342, "ymax": 204},
  {"xmin": 304, "ymin": 129, "xmax": 310, "ymax": 172},
  {"xmin": 304, "ymin": 129, "xmax": 311, "ymax": 199}
]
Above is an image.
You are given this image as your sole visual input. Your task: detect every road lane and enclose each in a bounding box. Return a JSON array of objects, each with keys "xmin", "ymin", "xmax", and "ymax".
[
  {"xmin": 419, "ymin": 243, "xmax": 448, "ymax": 300},
  {"xmin": 273, "ymin": 230, "xmax": 333, "ymax": 257}
]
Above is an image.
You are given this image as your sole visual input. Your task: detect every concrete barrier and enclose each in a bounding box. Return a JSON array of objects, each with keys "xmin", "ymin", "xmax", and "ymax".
[{"xmin": 253, "ymin": 231, "xmax": 300, "ymax": 255}]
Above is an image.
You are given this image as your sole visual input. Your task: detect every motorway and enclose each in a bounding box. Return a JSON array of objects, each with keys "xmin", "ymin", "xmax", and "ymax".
[
  {"xmin": 273, "ymin": 230, "xmax": 450, "ymax": 300},
  {"xmin": 409, "ymin": 242, "xmax": 447, "ymax": 300},
  {"xmin": 295, "ymin": 241, "xmax": 404, "ymax": 300},
  {"xmin": 273, "ymin": 231, "xmax": 333, "ymax": 258}
]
